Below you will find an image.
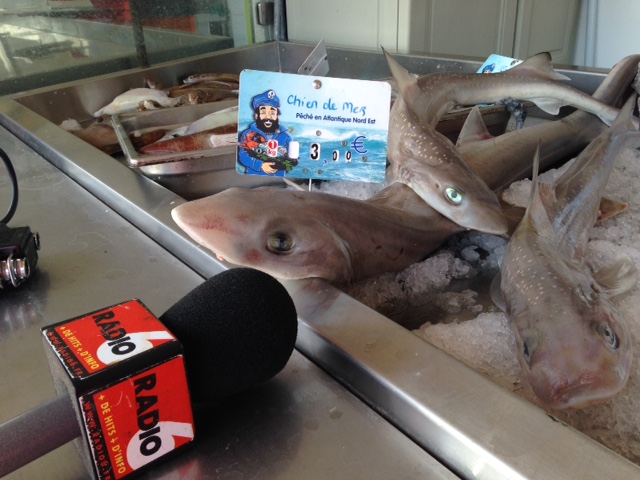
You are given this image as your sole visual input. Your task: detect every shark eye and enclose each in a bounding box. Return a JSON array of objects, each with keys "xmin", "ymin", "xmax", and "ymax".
[
  {"xmin": 267, "ymin": 233, "xmax": 295, "ymax": 253},
  {"xmin": 522, "ymin": 341, "xmax": 531, "ymax": 365},
  {"xmin": 520, "ymin": 335, "xmax": 538, "ymax": 365},
  {"xmin": 599, "ymin": 324, "xmax": 619, "ymax": 350},
  {"xmin": 444, "ymin": 187, "xmax": 463, "ymax": 205}
]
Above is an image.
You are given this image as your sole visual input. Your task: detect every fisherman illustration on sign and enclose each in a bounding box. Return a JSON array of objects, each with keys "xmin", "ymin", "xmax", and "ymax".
[{"xmin": 237, "ymin": 90, "xmax": 298, "ymax": 176}]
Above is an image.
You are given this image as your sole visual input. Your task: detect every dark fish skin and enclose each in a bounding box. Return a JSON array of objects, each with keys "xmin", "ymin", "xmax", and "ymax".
[{"xmin": 498, "ymin": 94, "xmax": 638, "ymax": 410}]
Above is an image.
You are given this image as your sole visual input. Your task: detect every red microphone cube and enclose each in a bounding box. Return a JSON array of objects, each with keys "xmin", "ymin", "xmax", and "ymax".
[{"xmin": 41, "ymin": 299, "xmax": 195, "ymax": 479}]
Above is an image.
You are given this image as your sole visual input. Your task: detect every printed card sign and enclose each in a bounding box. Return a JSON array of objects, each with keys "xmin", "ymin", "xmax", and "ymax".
[
  {"xmin": 237, "ymin": 69, "xmax": 391, "ymax": 183},
  {"xmin": 477, "ymin": 53, "xmax": 523, "ymax": 73}
]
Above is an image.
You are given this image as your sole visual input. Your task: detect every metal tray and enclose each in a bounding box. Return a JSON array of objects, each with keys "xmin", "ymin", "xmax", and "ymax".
[{"xmin": 111, "ymin": 100, "xmax": 238, "ymax": 169}]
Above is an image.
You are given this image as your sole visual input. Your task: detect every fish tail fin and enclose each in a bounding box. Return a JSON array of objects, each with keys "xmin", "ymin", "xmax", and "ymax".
[
  {"xmin": 490, "ymin": 272, "xmax": 506, "ymax": 312},
  {"xmin": 523, "ymin": 141, "xmax": 556, "ymax": 230},
  {"xmin": 610, "ymin": 92, "xmax": 638, "ymax": 132},
  {"xmin": 456, "ymin": 105, "xmax": 494, "ymax": 146},
  {"xmin": 505, "ymin": 52, "xmax": 570, "ymax": 82},
  {"xmin": 382, "ymin": 46, "xmax": 418, "ymax": 97},
  {"xmin": 527, "ymin": 140, "xmax": 543, "ymax": 209}
]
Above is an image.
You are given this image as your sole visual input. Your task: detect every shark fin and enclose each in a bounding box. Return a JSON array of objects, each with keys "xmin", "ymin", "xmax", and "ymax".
[
  {"xmin": 505, "ymin": 52, "xmax": 571, "ymax": 82},
  {"xmin": 490, "ymin": 272, "xmax": 506, "ymax": 312},
  {"xmin": 523, "ymin": 142, "xmax": 557, "ymax": 233},
  {"xmin": 382, "ymin": 46, "xmax": 418, "ymax": 99},
  {"xmin": 525, "ymin": 97, "xmax": 566, "ymax": 116},
  {"xmin": 597, "ymin": 197, "xmax": 628, "ymax": 222},
  {"xmin": 456, "ymin": 106, "xmax": 494, "ymax": 146},
  {"xmin": 593, "ymin": 256, "xmax": 638, "ymax": 297},
  {"xmin": 610, "ymin": 92, "xmax": 638, "ymax": 132}
]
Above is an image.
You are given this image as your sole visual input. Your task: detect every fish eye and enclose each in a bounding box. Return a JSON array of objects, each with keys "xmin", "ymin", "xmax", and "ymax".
[
  {"xmin": 444, "ymin": 187, "xmax": 463, "ymax": 205},
  {"xmin": 522, "ymin": 341, "xmax": 531, "ymax": 365},
  {"xmin": 520, "ymin": 335, "xmax": 538, "ymax": 365},
  {"xmin": 599, "ymin": 324, "xmax": 619, "ymax": 350},
  {"xmin": 267, "ymin": 233, "xmax": 295, "ymax": 254}
]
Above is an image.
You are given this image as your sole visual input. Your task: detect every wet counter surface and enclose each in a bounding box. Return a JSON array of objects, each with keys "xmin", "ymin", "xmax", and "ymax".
[{"xmin": 0, "ymin": 127, "xmax": 455, "ymax": 479}]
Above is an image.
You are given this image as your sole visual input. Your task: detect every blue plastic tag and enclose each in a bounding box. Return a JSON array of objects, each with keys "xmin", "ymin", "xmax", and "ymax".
[
  {"xmin": 237, "ymin": 70, "xmax": 391, "ymax": 182},
  {"xmin": 477, "ymin": 54, "xmax": 523, "ymax": 74}
]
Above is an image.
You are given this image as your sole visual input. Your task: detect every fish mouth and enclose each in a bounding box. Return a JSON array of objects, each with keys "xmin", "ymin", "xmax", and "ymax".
[
  {"xmin": 459, "ymin": 202, "xmax": 508, "ymax": 235},
  {"xmin": 536, "ymin": 373, "xmax": 628, "ymax": 410}
]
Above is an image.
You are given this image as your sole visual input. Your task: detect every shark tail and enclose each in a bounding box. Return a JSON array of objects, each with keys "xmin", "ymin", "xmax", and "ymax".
[
  {"xmin": 381, "ymin": 47, "xmax": 418, "ymax": 99},
  {"xmin": 522, "ymin": 141, "xmax": 557, "ymax": 236},
  {"xmin": 609, "ymin": 92, "xmax": 638, "ymax": 133},
  {"xmin": 456, "ymin": 105, "xmax": 494, "ymax": 146}
]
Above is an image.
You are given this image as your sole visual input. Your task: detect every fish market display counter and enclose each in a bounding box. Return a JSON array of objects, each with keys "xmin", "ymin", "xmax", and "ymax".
[
  {"xmin": 0, "ymin": 128, "xmax": 451, "ymax": 479},
  {"xmin": 1, "ymin": 41, "xmax": 639, "ymax": 479}
]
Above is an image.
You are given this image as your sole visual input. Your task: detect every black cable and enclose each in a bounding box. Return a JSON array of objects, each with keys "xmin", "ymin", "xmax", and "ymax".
[{"xmin": 0, "ymin": 147, "xmax": 18, "ymax": 225}]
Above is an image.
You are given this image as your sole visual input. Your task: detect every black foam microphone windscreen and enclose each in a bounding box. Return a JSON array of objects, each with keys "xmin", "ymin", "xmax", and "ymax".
[
  {"xmin": 0, "ymin": 267, "xmax": 298, "ymax": 478},
  {"xmin": 160, "ymin": 267, "xmax": 299, "ymax": 401}
]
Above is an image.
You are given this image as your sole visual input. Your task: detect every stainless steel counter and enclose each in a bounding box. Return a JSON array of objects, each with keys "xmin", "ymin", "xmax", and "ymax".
[
  {"xmin": 0, "ymin": 128, "xmax": 454, "ymax": 479},
  {"xmin": 1, "ymin": 42, "xmax": 639, "ymax": 479}
]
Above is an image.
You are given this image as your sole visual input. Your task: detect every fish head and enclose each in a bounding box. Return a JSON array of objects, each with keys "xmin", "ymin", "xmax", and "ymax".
[
  {"xmin": 388, "ymin": 98, "xmax": 507, "ymax": 235},
  {"xmin": 511, "ymin": 291, "xmax": 632, "ymax": 410},
  {"xmin": 171, "ymin": 187, "xmax": 354, "ymax": 283},
  {"xmin": 390, "ymin": 138, "xmax": 507, "ymax": 235}
]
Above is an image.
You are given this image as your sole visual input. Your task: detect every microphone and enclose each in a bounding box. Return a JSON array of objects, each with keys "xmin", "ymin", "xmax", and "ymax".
[{"xmin": 0, "ymin": 267, "xmax": 298, "ymax": 479}]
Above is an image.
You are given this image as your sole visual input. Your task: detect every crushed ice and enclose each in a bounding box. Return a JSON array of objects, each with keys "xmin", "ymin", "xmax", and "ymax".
[{"xmin": 313, "ymin": 145, "xmax": 640, "ymax": 464}]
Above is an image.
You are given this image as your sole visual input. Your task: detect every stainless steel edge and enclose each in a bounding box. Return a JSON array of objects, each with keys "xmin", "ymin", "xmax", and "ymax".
[
  {"xmin": 284, "ymin": 278, "xmax": 640, "ymax": 480},
  {"xmin": 0, "ymin": 42, "xmax": 637, "ymax": 480},
  {"xmin": 0, "ymin": 97, "xmax": 224, "ymax": 280}
]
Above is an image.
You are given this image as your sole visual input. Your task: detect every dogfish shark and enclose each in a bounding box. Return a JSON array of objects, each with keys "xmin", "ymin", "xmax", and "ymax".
[
  {"xmin": 495, "ymin": 94, "xmax": 639, "ymax": 410},
  {"xmin": 384, "ymin": 49, "xmax": 639, "ymax": 236},
  {"xmin": 387, "ymin": 95, "xmax": 508, "ymax": 234},
  {"xmin": 384, "ymin": 48, "xmax": 636, "ymax": 129},
  {"xmin": 172, "ymin": 183, "xmax": 464, "ymax": 284},
  {"xmin": 459, "ymin": 54, "xmax": 640, "ymax": 190},
  {"xmin": 171, "ymin": 55, "xmax": 639, "ymax": 285}
]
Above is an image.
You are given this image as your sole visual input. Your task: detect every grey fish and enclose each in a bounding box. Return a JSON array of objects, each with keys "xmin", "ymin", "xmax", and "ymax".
[
  {"xmin": 458, "ymin": 54, "xmax": 640, "ymax": 190},
  {"xmin": 387, "ymin": 95, "xmax": 508, "ymax": 234},
  {"xmin": 384, "ymin": 48, "xmax": 635, "ymax": 129},
  {"xmin": 171, "ymin": 55, "xmax": 640, "ymax": 285},
  {"xmin": 495, "ymin": 94, "xmax": 639, "ymax": 410},
  {"xmin": 384, "ymin": 49, "xmax": 639, "ymax": 236},
  {"xmin": 171, "ymin": 183, "xmax": 464, "ymax": 284}
]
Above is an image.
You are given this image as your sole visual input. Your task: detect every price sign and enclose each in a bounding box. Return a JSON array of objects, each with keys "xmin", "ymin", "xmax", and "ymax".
[{"xmin": 236, "ymin": 69, "xmax": 391, "ymax": 183}]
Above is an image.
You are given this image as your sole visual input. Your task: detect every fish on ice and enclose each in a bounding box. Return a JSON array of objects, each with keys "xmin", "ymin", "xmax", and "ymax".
[
  {"xmin": 171, "ymin": 183, "xmax": 464, "ymax": 284},
  {"xmin": 494, "ymin": 94, "xmax": 639, "ymax": 410},
  {"xmin": 387, "ymin": 94, "xmax": 508, "ymax": 234},
  {"xmin": 458, "ymin": 54, "xmax": 640, "ymax": 190},
  {"xmin": 383, "ymin": 48, "xmax": 637, "ymax": 129}
]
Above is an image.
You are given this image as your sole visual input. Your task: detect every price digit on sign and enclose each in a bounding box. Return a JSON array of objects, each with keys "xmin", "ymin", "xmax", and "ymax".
[
  {"xmin": 310, "ymin": 143, "xmax": 321, "ymax": 161},
  {"xmin": 345, "ymin": 150, "xmax": 352, "ymax": 163},
  {"xmin": 332, "ymin": 150, "xmax": 339, "ymax": 162}
]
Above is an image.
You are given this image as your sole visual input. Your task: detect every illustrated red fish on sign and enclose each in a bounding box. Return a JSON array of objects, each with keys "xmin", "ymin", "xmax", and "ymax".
[{"xmin": 242, "ymin": 131, "xmax": 266, "ymax": 152}]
